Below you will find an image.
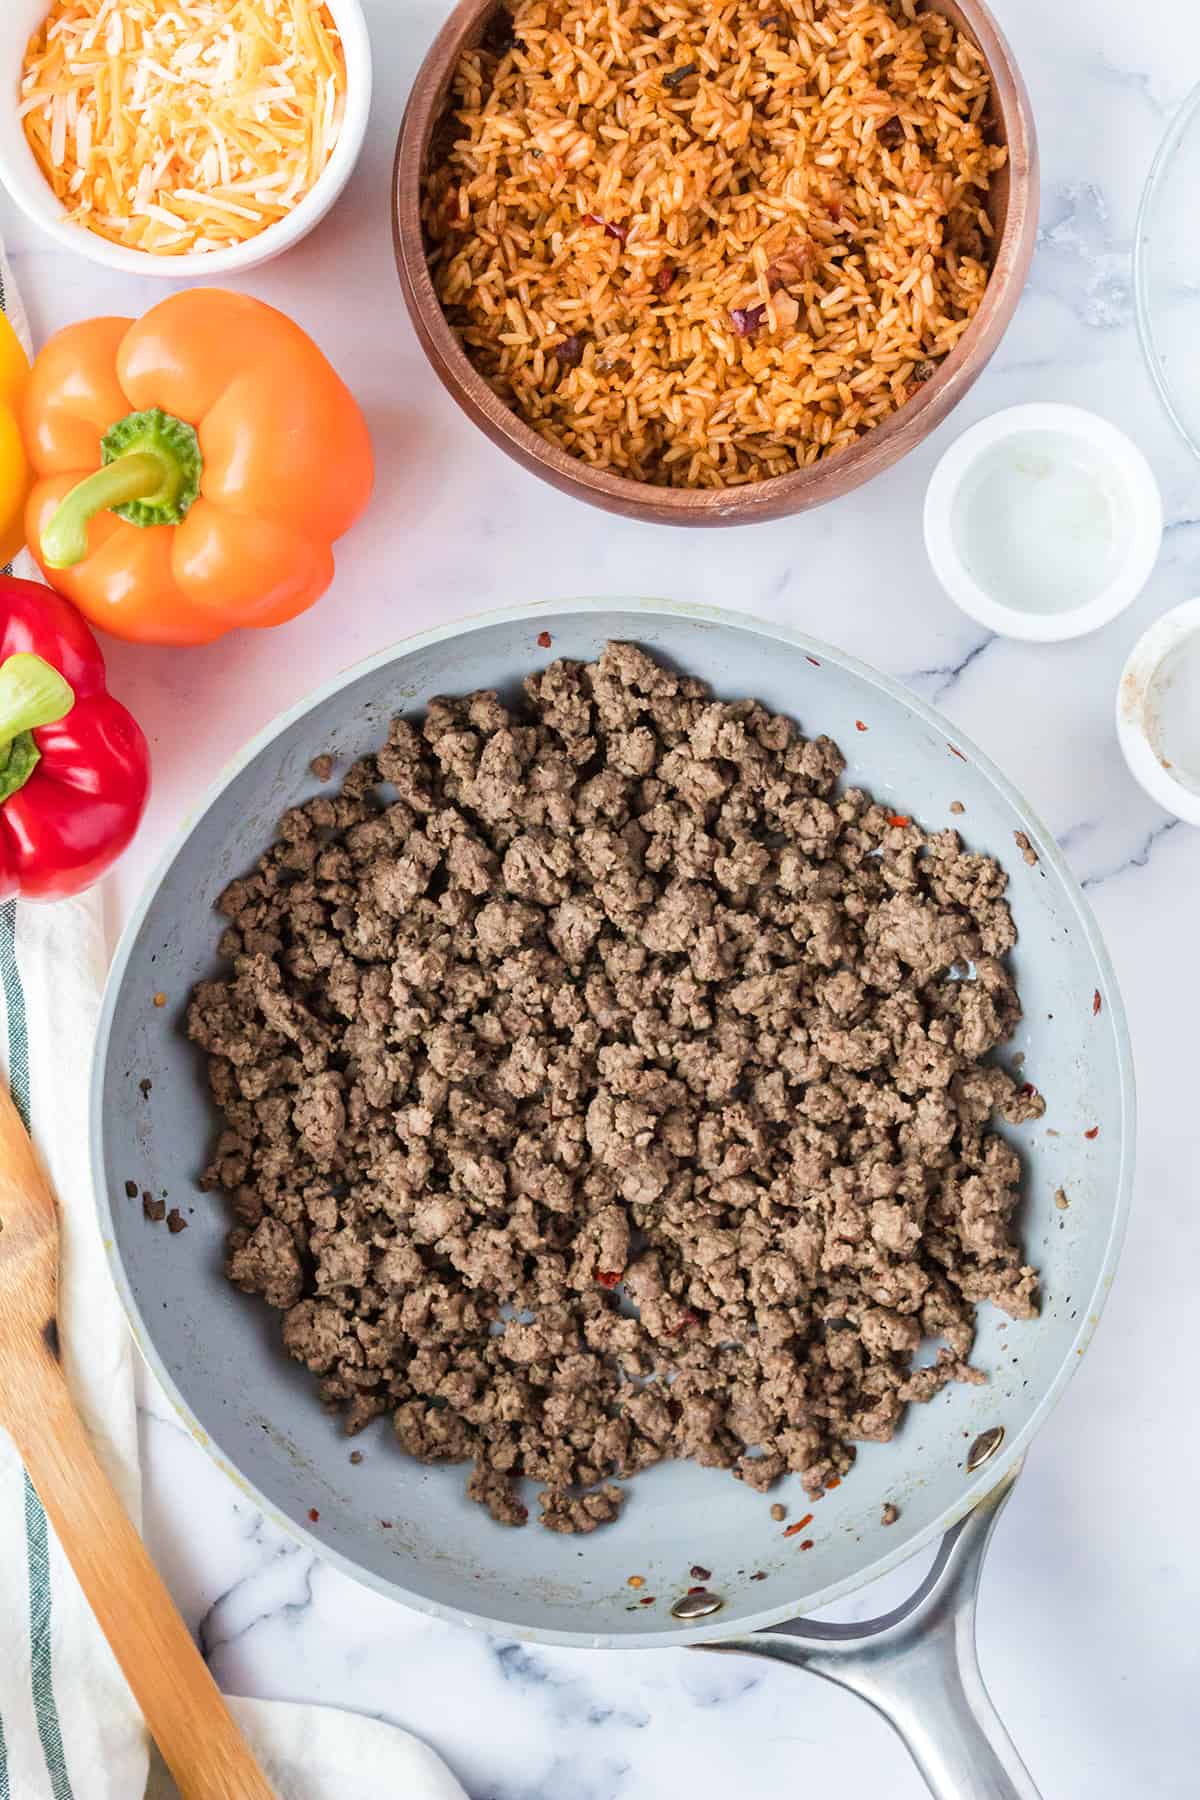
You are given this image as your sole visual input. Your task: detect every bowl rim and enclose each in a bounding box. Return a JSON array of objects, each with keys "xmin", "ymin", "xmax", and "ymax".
[
  {"xmin": 0, "ymin": 0, "xmax": 372, "ymax": 278},
  {"xmin": 90, "ymin": 594, "xmax": 1136, "ymax": 1649},
  {"xmin": 392, "ymin": 0, "xmax": 1040, "ymax": 525},
  {"xmin": 1134, "ymin": 76, "xmax": 1200, "ymax": 464},
  {"xmin": 923, "ymin": 402, "xmax": 1165, "ymax": 643}
]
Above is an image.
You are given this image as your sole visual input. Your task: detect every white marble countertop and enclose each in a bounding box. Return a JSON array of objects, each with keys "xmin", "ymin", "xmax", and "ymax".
[{"xmin": 4, "ymin": 1, "xmax": 1200, "ymax": 1794}]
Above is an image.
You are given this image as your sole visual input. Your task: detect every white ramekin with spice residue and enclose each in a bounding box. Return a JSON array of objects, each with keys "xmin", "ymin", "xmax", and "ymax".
[
  {"xmin": 0, "ymin": 0, "xmax": 371, "ymax": 278},
  {"xmin": 1118, "ymin": 597, "xmax": 1200, "ymax": 826}
]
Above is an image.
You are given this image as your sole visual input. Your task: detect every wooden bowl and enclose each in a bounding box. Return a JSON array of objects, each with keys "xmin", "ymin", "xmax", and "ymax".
[{"xmin": 393, "ymin": 0, "xmax": 1038, "ymax": 528}]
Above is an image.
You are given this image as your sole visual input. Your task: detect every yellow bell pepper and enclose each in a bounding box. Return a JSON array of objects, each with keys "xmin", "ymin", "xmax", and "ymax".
[{"xmin": 0, "ymin": 314, "xmax": 32, "ymax": 567}]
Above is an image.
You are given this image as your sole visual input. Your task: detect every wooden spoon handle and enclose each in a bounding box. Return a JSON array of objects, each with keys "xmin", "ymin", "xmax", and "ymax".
[{"xmin": 11, "ymin": 1349, "xmax": 277, "ymax": 1800}]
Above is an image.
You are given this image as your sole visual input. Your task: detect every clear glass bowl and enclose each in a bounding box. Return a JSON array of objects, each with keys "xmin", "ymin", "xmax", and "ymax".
[{"xmin": 1136, "ymin": 80, "xmax": 1200, "ymax": 460}]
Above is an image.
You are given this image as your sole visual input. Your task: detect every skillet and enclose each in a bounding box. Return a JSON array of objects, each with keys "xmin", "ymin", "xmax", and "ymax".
[{"xmin": 91, "ymin": 600, "xmax": 1134, "ymax": 1798}]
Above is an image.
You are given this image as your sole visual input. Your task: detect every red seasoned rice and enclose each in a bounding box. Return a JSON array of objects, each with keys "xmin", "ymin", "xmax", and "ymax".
[{"xmin": 424, "ymin": 0, "xmax": 1006, "ymax": 489}]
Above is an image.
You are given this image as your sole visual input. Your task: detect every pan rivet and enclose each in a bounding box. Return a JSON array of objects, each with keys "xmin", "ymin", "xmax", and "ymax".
[
  {"xmin": 966, "ymin": 1426, "xmax": 1005, "ymax": 1474},
  {"xmin": 670, "ymin": 1589, "xmax": 725, "ymax": 1620}
]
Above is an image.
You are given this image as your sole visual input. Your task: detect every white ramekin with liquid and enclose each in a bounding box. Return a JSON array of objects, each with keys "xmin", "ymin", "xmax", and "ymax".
[{"xmin": 924, "ymin": 403, "xmax": 1163, "ymax": 642}]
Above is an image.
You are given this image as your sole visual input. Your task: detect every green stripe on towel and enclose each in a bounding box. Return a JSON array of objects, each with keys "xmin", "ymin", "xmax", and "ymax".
[
  {"xmin": 0, "ymin": 904, "xmax": 31, "ymax": 1132},
  {"xmin": 0, "ymin": 276, "xmax": 17, "ymax": 1800},
  {"xmin": 25, "ymin": 1478, "xmax": 73, "ymax": 1799},
  {"xmin": 0, "ymin": 903, "xmax": 76, "ymax": 1799}
]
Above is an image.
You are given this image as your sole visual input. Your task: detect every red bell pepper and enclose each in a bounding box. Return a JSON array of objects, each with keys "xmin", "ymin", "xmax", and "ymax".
[{"xmin": 0, "ymin": 577, "xmax": 149, "ymax": 901}]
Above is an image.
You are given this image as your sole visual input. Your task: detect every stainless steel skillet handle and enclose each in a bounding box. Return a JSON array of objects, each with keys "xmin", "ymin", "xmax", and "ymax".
[{"xmin": 700, "ymin": 1461, "xmax": 1040, "ymax": 1800}]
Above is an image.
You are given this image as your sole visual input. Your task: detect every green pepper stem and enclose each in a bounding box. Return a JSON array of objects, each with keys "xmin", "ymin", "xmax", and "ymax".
[
  {"xmin": 41, "ymin": 406, "xmax": 203, "ymax": 570},
  {"xmin": 0, "ymin": 654, "xmax": 74, "ymax": 746},
  {"xmin": 0, "ymin": 654, "xmax": 75, "ymax": 806},
  {"xmin": 41, "ymin": 453, "xmax": 167, "ymax": 569}
]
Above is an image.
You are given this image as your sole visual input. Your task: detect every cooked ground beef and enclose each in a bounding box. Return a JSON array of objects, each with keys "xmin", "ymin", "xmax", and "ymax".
[{"xmin": 188, "ymin": 643, "xmax": 1041, "ymax": 1534}]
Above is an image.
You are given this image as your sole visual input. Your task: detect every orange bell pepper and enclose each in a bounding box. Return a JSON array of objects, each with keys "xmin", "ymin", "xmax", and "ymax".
[{"xmin": 23, "ymin": 289, "xmax": 373, "ymax": 646}]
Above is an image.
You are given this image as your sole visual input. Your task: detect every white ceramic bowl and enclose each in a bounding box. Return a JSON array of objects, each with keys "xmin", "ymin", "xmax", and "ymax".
[
  {"xmin": 924, "ymin": 403, "xmax": 1163, "ymax": 642},
  {"xmin": 0, "ymin": 0, "xmax": 371, "ymax": 278},
  {"xmin": 1117, "ymin": 597, "xmax": 1200, "ymax": 825}
]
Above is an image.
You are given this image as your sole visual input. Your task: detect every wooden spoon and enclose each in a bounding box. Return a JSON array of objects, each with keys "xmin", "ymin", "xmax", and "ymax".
[{"xmin": 0, "ymin": 1084, "xmax": 277, "ymax": 1800}]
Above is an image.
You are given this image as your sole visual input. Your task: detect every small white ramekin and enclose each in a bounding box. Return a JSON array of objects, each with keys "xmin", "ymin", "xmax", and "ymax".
[
  {"xmin": 923, "ymin": 403, "xmax": 1163, "ymax": 643},
  {"xmin": 0, "ymin": 0, "xmax": 371, "ymax": 279},
  {"xmin": 1117, "ymin": 597, "xmax": 1200, "ymax": 825}
]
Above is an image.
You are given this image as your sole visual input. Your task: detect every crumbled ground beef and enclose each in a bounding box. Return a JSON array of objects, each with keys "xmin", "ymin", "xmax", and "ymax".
[{"xmin": 188, "ymin": 644, "xmax": 1041, "ymax": 1533}]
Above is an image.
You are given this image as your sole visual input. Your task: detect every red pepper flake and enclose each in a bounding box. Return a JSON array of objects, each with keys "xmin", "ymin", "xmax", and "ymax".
[
  {"xmin": 799, "ymin": 1539, "xmax": 814, "ymax": 1552},
  {"xmin": 689, "ymin": 1563, "xmax": 711, "ymax": 1581},
  {"xmin": 827, "ymin": 201, "xmax": 843, "ymax": 222},
  {"xmin": 1018, "ymin": 1082, "xmax": 1035, "ymax": 1099},
  {"xmin": 948, "ymin": 744, "xmax": 967, "ymax": 762},
  {"xmin": 1092, "ymin": 990, "xmax": 1102, "ymax": 1016},
  {"xmin": 308, "ymin": 1508, "xmax": 320, "ymax": 1523},
  {"xmin": 687, "ymin": 1584, "xmax": 706, "ymax": 1595},
  {"xmin": 655, "ymin": 263, "xmax": 676, "ymax": 294},
  {"xmin": 806, "ymin": 655, "xmax": 821, "ymax": 668},
  {"xmin": 855, "ymin": 720, "xmax": 868, "ymax": 732},
  {"xmin": 639, "ymin": 1594, "xmax": 656, "ymax": 1605},
  {"xmin": 381, "ymin": 1519, "xmax": 394, "ymax": 1529},
  {"xmin": 783, "ymin": 1513, "xmax": 815, "ymax": 1538},
  {"xmin": 667, "ymin": 1309, "xmax": 701, "ymax": 1335},
  {"xmin": 750, "ymin": 1570, "xmax": 767, "ymax": 1581},
  {"xmin": 887, "ymin": 814, "xmax": 911, "ymax": 828},
  {"xmin": 583, "ymin": 212, "xmax": 628, "ymax": 243},
  {"xmin": 537, "ymin": 630, "xmax": 552, "ymax": 649},
  {"xmin": 1084, "ymin": 1126, "xmax": 1100, "ymax": 1140},
  {"xmin": 825, "ymin": 1476, "xmax": 841, "ymax": 1490},
  {"xmin": 596, "ymin": 1269, "xmax": 622, "ymax": 1288},
  {"xmin": 730, "ymin": 303, "xmax": 766, "ymax": 338}
]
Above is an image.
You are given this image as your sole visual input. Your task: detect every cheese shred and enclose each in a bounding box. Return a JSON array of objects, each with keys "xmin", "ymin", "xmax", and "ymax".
[{"xmin": 21, "ymin": 0, "xmax": 348, "ymax": 256}]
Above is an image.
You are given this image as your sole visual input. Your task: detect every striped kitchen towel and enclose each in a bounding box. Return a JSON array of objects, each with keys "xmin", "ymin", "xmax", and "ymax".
[
  {"xmin": 0, "ymin": 251, "xmax": 466, "ymax": 1800},
  {"xmin": 0, "ymin": 241, "xmax": 149, "ymax": 1800}
]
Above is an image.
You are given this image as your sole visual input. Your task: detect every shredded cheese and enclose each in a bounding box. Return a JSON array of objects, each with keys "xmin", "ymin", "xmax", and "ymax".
[{"xmin": 21, "ymin": 0, "xmax": 347, "ymax": 256}]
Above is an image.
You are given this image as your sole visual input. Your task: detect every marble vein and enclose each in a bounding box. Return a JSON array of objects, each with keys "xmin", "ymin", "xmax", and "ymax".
[
  {"xmin": 198, "ymin": 1542, "xmax": 317, "ymax": 1662},
  {"xmin": 1031, "ymin": 183, "xmax": 1134, "ymax": 332},
  {"xmin": 1060, "ymin": 814, "xmax": 1181, "ymax": 889},
  {"xmin": 904, "ymin": 631, "xmax": 996, "ymax": 705},
  {"xmin": 492, "ymin": 1644, "xmax": 651, "ymax": 1731}
]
